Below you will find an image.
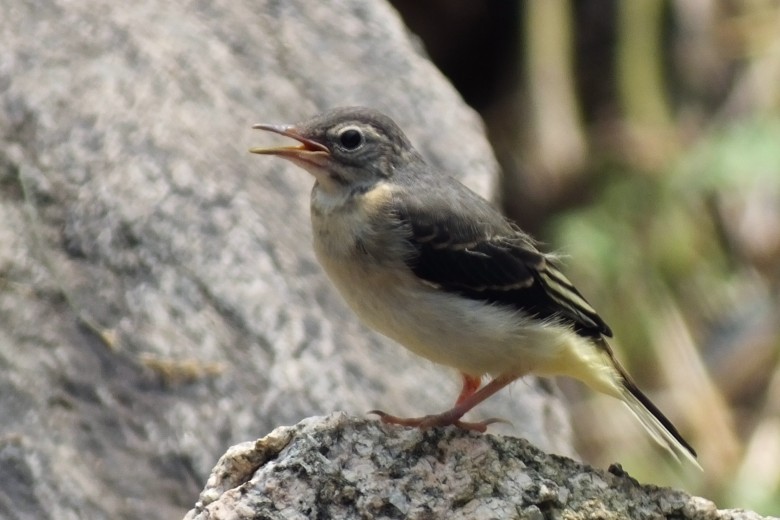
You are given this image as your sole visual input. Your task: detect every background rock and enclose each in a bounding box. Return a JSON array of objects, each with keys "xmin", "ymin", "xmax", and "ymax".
[{"xmin": 0, "ymin": 1, "xmax": 571, "ymax": 518}]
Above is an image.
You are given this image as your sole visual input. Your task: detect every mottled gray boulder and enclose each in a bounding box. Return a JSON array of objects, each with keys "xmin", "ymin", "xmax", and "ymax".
[
  {"xmin": 186, "ymin": 413, "xmax": 774, "ymax": 520},
  {"xmin": 0, "ymin": 1, "xmax": 570, "ymax": 518}
]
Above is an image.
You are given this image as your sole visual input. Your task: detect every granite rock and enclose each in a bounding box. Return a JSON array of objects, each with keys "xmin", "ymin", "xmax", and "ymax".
[{"xmin": 0, "ymin": 1, "xmax": 570, "ymax": 518}]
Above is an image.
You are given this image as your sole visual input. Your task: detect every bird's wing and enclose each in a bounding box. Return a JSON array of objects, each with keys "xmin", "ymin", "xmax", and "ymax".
[{"xmin": 396, "ymin": 191, "xmax": 612, "ymax": 338}]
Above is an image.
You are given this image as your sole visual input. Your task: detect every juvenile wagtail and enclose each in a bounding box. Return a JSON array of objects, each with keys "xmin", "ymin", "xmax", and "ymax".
[{"xmin": 250, "ymin": 106, "xmax": 699, "ymax": 467}]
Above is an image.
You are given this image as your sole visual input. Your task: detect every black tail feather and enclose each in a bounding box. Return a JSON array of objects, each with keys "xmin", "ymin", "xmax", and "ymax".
[{"xmin": 621, "ymin": 376, "xmax": 697, "ymax": 459}]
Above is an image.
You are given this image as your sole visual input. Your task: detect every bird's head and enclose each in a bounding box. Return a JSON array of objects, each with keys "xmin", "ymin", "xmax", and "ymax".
[{"xmin": 251, "ymin": 107, "xmax": 418, "ymax": 194}]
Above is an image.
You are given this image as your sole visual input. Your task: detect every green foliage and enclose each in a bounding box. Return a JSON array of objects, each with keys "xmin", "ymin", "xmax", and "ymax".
[{"xmin": 548, "ymin": 116, "xmax": 780, "ymax": 512}]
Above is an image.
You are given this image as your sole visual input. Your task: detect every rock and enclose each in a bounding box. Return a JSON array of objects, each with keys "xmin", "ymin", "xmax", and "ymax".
[
  {"xmin": 0, "ymin": 1, "xmax": 570, "ymax": 518},
  {"xmin": 185, "ymin": 413, "xmax": 775, "ymax": 520}
]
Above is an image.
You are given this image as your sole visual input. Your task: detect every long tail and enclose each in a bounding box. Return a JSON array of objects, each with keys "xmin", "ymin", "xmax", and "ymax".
[
  {"xmin": 618, "ymin": 370, "xmax": 701, "ymax": 469},
  {"xmin": 578, "ymin": 337, "xmax": 701, "ymax": 469}
]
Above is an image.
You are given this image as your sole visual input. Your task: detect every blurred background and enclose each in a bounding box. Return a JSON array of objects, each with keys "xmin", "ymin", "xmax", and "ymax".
[{"xmin": 391, "ymin": 0, "xmax": 780, "ymax": 513}]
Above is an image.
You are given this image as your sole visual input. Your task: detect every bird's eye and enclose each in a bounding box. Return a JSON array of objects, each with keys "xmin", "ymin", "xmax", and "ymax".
[{"xmin": 338, "ymin": 127, "xmax": 364, "ymax": 151}]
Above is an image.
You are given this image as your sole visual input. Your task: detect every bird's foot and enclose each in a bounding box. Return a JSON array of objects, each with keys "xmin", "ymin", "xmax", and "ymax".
[{"xmin": 368, "ymin": 409, "xmax": 506, "ymax": 433}]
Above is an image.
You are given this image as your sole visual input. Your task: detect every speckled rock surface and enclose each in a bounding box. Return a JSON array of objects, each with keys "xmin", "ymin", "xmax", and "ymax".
[{"xmin": 185, "ymin": 414, "xmax": 776, "ymax": 520}]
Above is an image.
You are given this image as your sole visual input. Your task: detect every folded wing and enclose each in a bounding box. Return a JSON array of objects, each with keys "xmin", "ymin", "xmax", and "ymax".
[{"xmin": 397, "ymin": 200, "xmax": 612, "ymax": 339}]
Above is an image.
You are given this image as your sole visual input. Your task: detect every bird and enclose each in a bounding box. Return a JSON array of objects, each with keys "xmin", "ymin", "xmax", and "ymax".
[{"xmin": 249, "ymin": 106, "xmax": 699, "ymax": 468}]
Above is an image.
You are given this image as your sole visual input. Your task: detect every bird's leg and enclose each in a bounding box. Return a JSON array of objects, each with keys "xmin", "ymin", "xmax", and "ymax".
[
  {"xmin": 370, "ymin": 374, "xmax": 517, "ymax": 433},
  {"xmin": 456, "ymin": 373, "xmax": 482, "ymax": 405}
]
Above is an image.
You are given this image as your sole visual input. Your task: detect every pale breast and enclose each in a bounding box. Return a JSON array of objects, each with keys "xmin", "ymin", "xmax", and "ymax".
[{"xmin": 309, "ymin": 182, "xmax": 574, "ymax": 377}]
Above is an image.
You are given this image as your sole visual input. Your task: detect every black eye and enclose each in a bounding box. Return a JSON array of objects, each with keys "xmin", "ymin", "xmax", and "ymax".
[{"xmin": 338, "ymin": 127, "xmax": 364, "ymax": 151}]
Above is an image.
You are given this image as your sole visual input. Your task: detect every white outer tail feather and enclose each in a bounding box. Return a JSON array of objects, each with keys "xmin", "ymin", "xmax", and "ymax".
[{"xmin": 620, "ymin": 384, "xmax": 702, "ymax": 470}]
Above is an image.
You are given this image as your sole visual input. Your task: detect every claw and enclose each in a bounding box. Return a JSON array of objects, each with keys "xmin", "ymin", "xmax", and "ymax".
[
  {"xmin": 367, "ymin": 375, "xmax": 518, "ymax": 434},
  {"xmin": 368, "ymin": 409, "xmax": 508, "ymax": 433}
]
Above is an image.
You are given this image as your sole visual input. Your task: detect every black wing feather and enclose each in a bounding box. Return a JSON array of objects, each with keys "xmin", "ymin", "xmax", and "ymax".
[{"xmin": 398, "ymin": 203, "xmax": 612, "ymax": 339}]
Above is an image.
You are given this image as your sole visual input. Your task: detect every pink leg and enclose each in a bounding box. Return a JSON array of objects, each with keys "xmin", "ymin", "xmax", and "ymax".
[
  {"xmin": 456, "ymin": 373, "xmax": 482, "ymax": 405},
  {"xmin": 370, "ymin": 374, "xmax": 517, "ymax": 433}
]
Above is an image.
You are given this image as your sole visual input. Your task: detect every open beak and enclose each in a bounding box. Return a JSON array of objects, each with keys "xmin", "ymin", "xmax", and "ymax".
[{"xmin": 249, "ymin": 124, "xmax": 330, "ymax": 158}]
